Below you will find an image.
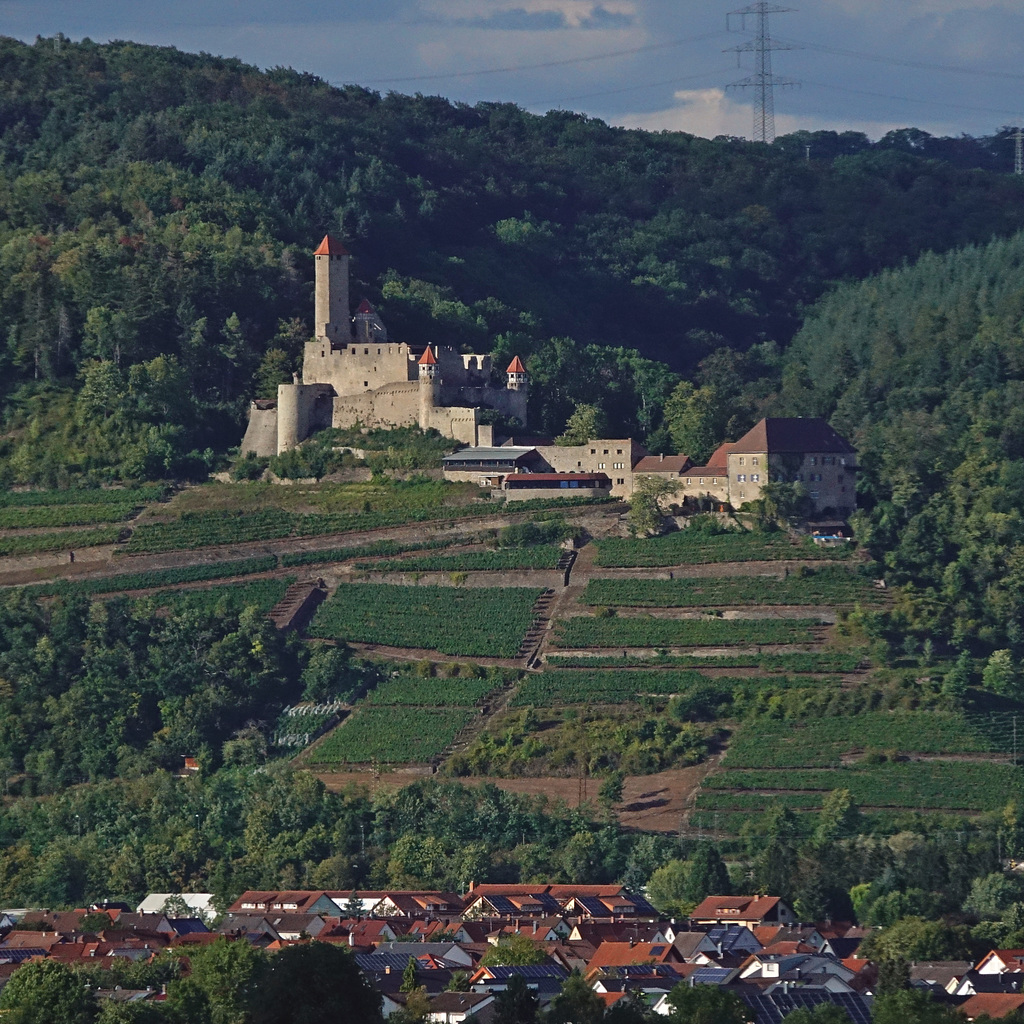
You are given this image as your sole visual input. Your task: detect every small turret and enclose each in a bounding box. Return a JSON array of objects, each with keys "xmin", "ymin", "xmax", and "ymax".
[
  {"xmin": 506, "ymin": 356, "xmax": 528, "ymax": 391},
  {"xmin": 418, "ymin": 346, "xmax": 440, "ymax": 429},
  {"xmin": 418, "ymin": 346, "xmax": 439, "ymax": 380}
]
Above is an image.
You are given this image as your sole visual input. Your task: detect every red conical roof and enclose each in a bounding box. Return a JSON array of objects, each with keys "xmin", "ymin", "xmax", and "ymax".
[
  {"xmin": 418, "ymin": 347, "xmax": 437, "ymax": 365},
  {"xmin": 506, "ymin": 356, "xmax": 526, "ymax": 374},
  {"xmin": 313, "ymin": 234, "xmax": 349, "ymax": 256}
]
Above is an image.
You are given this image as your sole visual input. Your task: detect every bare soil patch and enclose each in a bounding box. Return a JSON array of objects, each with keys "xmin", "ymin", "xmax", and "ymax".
[{"xmin": 314, "ymin": 763, "xmax": 713, "ymax": 833}]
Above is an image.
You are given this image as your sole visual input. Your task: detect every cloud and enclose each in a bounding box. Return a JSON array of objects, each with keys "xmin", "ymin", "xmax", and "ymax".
[
  {"xmin": 419, "ymin": 0, "xmax": 636, "ymax": 30},
  {"xmin": 612, "ymin": 88, "xmax": 933, "ymax": 142}
]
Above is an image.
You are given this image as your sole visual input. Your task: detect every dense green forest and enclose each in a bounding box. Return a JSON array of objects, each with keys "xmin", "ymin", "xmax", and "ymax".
[
  {"xmin": 3, "ymin": 35, "xmax": 1024, "ymax": 481},
  {"xmin": 768, "ymin": 232, "xmax": 1024, "ymax": 656}
]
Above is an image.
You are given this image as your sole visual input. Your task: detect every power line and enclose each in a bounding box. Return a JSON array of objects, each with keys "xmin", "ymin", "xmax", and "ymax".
[
  {"xmin": 355, "ymin": 30, "xmax": 729, "ymax": 85},
  {"xmin": 798, "ymin": 78, "xmax": 1024, "ymax": 120},
  {"xmin": 726, "ymin": 3, "xmax": 799, "ymax": 144},
  {"xmin": 781, "ymin": 37, "xmax": 1024, "ymax": 83}
]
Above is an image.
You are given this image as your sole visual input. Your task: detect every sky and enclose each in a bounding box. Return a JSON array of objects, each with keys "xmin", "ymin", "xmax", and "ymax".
[{"xmin": 2, "ymin": 0, "xmax": 1024, "ymax": 145}]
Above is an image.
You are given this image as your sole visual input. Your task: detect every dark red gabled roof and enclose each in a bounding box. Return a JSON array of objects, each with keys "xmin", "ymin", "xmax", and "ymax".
[
  {"xmin": 506, "ymin": 356, "xmax": 527, "ymax": 374},
  {"xmin": 356, "ymin": 299, "xmax": 375, "ymax": 314},
  {"xmin": 730, "ymin": 418, "xmax": 856, "ymax": 455},
  {"xmin": 313, "ymin": 234, "xmax": 349, "ymax": 256}
]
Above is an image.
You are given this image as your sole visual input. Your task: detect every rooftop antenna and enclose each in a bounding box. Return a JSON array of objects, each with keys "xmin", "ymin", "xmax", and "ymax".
[{"xmin": 726, "ymin": 3, "xmax": 799, "ymax": 144}]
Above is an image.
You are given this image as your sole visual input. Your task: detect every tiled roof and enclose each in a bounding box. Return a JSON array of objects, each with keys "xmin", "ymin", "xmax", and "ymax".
[
  {"xmin": 506, "ymin": 356, "xmax": 527, "ymax": 374},
  {"xmin": 730, "ymin": 418, "xmax": 856, "ymax": 455},
  {"xmin": 633, "ymin": 455, "xmax": 691, "ymax": 474},
  {"xmin": 313, "ymin": 235, "xmax": 349, "ymax": 256},
  {"xmin": 960, "ymin": 993, "xmax": 1024, "ymax": 1019},
  {"xmin": 418, "ymin": 346, "xmax": 437, "ymax": 366}
]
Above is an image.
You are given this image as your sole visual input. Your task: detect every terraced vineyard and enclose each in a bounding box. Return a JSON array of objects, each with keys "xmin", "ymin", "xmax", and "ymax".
[
  {"xmin": 146, "ymin": 578, "xmax": 294, "ymax": 615},
  {"xmin": 312, "ymin": 706, "xmax": 474, "ymax": 764},
  {"xmin": 700, "ymin": 760, "xmax": 1022, "ymax": 813},
  {"xmin": 721, "ymin": 711, "xmax": 996, "ymax": 768},
  {"xmin": 554, "ymin": 615, "xmax": 823, "ymax": 648},
  {"xmin": 0, "ymin": 526, "xmax": 122, "ymax": 557},
  {"xmin": 364, "ymin": 673, "xmax": 500, "ymax": 706},
  {"xmin": 365, "ymin": 546, "xmax": 564, "ymax": 572},
  {"xmin": 15, "ymin": 555, "xmax": 279, "ymax": 599},
  {"xmin": 309, "ymin": 583, "xmax": 544, "ymax": 657},
  {"xmin": 594, "ymin": 530, "xmax": 852, "ymax": 568},
  {"xmin": 547, "ymin": 651, "xmax": 867, "ymax": 672},
  {"xmin": 581, "ymin": 566, "xmax": 880, "ymax": 607}
]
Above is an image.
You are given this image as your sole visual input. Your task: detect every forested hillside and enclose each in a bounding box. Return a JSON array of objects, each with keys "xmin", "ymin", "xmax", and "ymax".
[
  {"xmin": 774, "ymin": 233, "xmax": 1024, "ymax": 656},
  {"xmin": 3, "ymin": 35, "xmax": 1024, "ymax": 481}
]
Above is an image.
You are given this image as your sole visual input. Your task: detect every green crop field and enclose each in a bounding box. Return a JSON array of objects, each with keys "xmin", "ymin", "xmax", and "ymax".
[
  {"xmin": 722, "ymin": 712, "xmax": 996, "ymax": 768},
  {"xmin": 703, "ymin": 760, "xmax": 1022, "ymax": 811},
  {"xmin": 280, "ymin": 537, "xmax": 458, "ymax": 568},
  {"xmin": 367, "ymin": 546, "xmax": 564, "ymax": 572},
  {"xmin": 310, "ymin": 583, "xmax": 543, "ymax": 657},
  {"xmin": 312, "ymin": 707, "xmax": 473, "ymax": 763},
  {"xmin": 0, "ymin": 526, "xmax": 122, "ymax": 558},
  {"xmin": 15, "ymin": 555, "xmax": 279, "ymax": 599},
  {"xmin": 581, "ymin": 567, "xmax": 878, "ymax": 608},
  {"xmin": 0, "ymin": 486, "xmax": 166, "ymax": 507},
  {"xmin": 553, "ymin": 615, "xmax": 822, "ymax": 649},
  {"xmin": 147, "ymin": 578, "xmax": 294, "ymax": 615},
  {"xmin": 0, "ymin": 503, "xmax": 140, "ymax": 529},
  {"xmin": 365, "ymin": 674, "xmax": 498, "ymax": 706},
  {"xmin": 511, "ymin": 669, "xmax": 835, "ymax": 707},
  {"xmin": 546, "ymin": 650, "xmax": 866, "ymax": 672},
  {"xmin": 594, "ymin": 530, "xmax": 849, "ymax": 568}
]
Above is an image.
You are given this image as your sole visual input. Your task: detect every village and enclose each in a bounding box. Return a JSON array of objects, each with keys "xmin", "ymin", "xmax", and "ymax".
[{"xmin": 2, "ymin": 887, "xmax": 1023, "ymax": 1021}]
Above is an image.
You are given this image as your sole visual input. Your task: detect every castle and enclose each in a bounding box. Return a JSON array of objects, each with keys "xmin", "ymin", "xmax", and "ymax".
[{"xmin": 241, "ymin": 236, "xmax": 529, "ymax": 457}]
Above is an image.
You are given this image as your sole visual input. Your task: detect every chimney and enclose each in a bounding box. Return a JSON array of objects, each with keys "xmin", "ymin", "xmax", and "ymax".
[
  {"xmin": 660, "ymin": 453, "xmax": 664, "ymax": 462},
  {"xmin": 348, "ymin": 930, "xmax": 355, "ymax": 947}
]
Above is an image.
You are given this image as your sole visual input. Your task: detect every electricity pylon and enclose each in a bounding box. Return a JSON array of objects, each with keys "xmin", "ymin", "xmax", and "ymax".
[{"xmin": 726, "ymin": 2, "xmax": 799, "ymax": 144}]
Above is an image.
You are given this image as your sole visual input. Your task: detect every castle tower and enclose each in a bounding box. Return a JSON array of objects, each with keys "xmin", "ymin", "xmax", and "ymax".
[
  {"xmin": 506, "ymin": 355, "xmax": 528, "ymax": 391},
  {"xmin": 314, "ymin": 234, "xmax": 350, "ymax": 345},
  {"xmin": 418, "ymin": 346, "xmax": 441, "ymax": 429}
]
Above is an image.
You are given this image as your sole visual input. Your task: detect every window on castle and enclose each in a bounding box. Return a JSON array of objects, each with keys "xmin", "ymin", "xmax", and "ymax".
[
  {"xmin": 811, "ymin": 491, "xmax": 820, "ymax": 499},
  {"xmin": 699, "ymin": 478, "xmax": 704, "ymax": 485},
  {"xmin": 752, "ymin": 474, "xmax": 760, "ymax": 482},
  {"xmin": 364, "ymin": 348, "xmax": 369, "ymax": 355},
  {"xmin": 739, "ymin": 457, "xmax": 745, "ymax": 466},
  {"xmin": 364, "ymin": 381, "xmax": 369, "ymax": 387},
  {"xmin": 752, "ymin": 457, "xmax": 759, "ymax": 466},
  {"xmin": 590, "ymin": 449, "xmax": 596, "ymax": 455},
  {"xmin": 617, "ymin": 449, "xmax": 623, "ymax": 455},
  {"xmin": 617, "ymin": 478, "xmax": 625, "ymax": 485},
  {"xmin": 810, "ymin": 457, "xmax": 817, "ymax": 465},
  {"xmin": 737, "ymin": 474, "xmax": 746, "ymax": 482},
  {"xmin": 604, "ymin": 449, "xmax": 609, "ymax": 455}
]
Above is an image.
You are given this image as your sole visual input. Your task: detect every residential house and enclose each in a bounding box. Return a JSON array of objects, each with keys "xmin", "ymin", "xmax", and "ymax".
[{"xmin": 690, "ymin": 896, "xmax": 796, "ymax": 929}]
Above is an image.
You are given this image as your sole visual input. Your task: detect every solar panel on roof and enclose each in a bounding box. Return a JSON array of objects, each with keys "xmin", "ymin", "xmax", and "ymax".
[
  {"xmin": 691, "ymin": 967, "xmax": 734, "ymax": 984},
  {"xmin": 739, "ymin": 989, "xmax": 871, "ymax": 1024}
]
